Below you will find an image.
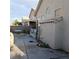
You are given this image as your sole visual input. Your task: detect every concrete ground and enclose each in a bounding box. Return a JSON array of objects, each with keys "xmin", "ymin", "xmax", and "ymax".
[{"xmin": 10, "ymin": 33, "xmax": 69, "ymax": 59}]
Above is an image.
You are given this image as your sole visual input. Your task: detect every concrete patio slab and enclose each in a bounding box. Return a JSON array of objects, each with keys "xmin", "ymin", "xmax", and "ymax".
[{"xmin": 10, "ymin": 33, "xmax": 69, "ymax": 59}]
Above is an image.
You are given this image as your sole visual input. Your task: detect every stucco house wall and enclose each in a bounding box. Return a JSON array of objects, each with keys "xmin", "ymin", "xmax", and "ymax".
[
  {"xmin": 30, "ymin": 0, "xmax": 69, "ymax": 52},
  {"xmin": 62, "ymin": 0, "xmax": 69, "ymax": 52},
  {"xmin": 29, "ymin": 8, "xmax": 35, "ymax": 20},
  {"xmin": 40, "ymin": 23, "xmax": 56, "ymax": 48}
]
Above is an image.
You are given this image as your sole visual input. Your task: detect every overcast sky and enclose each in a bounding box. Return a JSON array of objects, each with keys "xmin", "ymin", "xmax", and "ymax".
[{"xmin": 10, "ymin": 0, "xmax": 39, "ymax": 20}]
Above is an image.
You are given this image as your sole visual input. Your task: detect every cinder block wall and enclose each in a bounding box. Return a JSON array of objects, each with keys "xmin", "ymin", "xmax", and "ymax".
[{"xmin": 10, "ymin": 26, "xmax": 24, "ymax": 32}]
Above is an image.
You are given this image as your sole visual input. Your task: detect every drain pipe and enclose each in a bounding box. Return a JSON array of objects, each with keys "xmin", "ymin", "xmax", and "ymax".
[{"xmin": 36, "ymin": 20, "xmax": 38, "ymax": 40}]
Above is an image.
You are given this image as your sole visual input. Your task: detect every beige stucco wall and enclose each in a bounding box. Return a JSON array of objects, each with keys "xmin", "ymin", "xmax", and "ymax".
[
  {"xmin": 29, "ymin": 9, "xmax": 35, "ymax": 20},
  {"xmin": 62, "ymin": 0, "xmax": 69, "ymax": 52},
  {"xmin": 54, "ymin": 21, "xmax": 64, "ymax": 49},
  {"xmin": 36, "ymin": 0, "xmax": 64, "ymax": 20},
  {"xmin": 35, "ymin": 0, "xmax": 69, "ymax": 52},
  {"xmin": 40, "ymin": 23, "xmax": 56, "ymax": 48}
]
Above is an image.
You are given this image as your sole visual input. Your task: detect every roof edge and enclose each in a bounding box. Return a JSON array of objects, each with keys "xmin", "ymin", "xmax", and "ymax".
[{"xmin": 34, "ymin": 0, "xmax": 43, "ymax": 16}]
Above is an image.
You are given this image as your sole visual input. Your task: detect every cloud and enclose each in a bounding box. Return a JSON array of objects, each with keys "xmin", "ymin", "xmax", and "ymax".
[{"xmin": 10, "ymin": 0, "xmax": 39, "ymax": 20}]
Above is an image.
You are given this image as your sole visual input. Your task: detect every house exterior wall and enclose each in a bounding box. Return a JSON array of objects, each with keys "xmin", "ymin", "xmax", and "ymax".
[
  {"xmin": 62, "ymin": 0, "xmax": 69, "ymax": 52},
  {"xmin": 54, "ymin": 21, "xmax": 64, "ymax": 49},
  {"xmin": 40, "ymin": 23, "xmax": 56, "ymax": 48},
  {"xmin": 36, "ymin": 0, "xmax": 64, "ymax": 20},
  {"xmin": 29, "ymin": 9, "xmax": 35, "ymax": 20},
  {"xmin": 34, "ymin": 0, "xmax": 69, "ymax": 52}
]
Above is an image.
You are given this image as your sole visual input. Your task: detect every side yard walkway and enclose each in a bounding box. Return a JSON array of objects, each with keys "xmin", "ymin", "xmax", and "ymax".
[{"xmin": 10, "ymin": 33, "xmax": 69, "ymax": 59}]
